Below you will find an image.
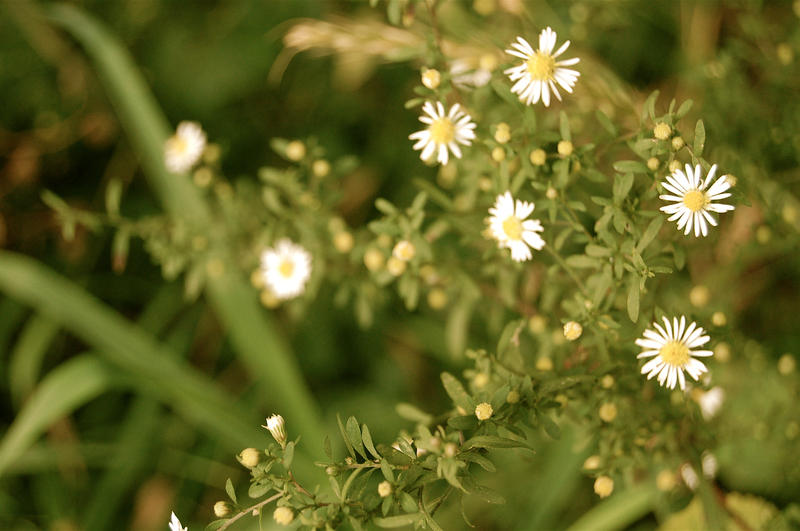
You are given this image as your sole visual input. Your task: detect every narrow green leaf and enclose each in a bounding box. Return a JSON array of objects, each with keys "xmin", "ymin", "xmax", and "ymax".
[
  {"xmin": 643, "ymin": 90, "xmax": 660, "ymax": 121},
  {"xmin": 337, "ymin": 414, "xmax": 356, "ymax": 459},
  {"xmin": 636, "ymin": 216, "xmax": 664, "ymax": 253},
  {"xmin": 440, "ymin": 372, "xmax": 474, "ymax": 412},
  {"xmin": 565, "ymin": 255, "xmax": 599, "ymax": 269},
  {"xmin": 694, "ymin": 119, "xmax": 706, "ymax": 155},
  {"xmin": 676, "ymin": 99, "xmax": 693, "ymax": 119},
  {"xmin": 567, "ymin": 486, "xmax": 657, "ymax": 531},
  {"xmin": 595, "ymin": 110, "xmax": 617, "ymax": 136},
  {"xmin": 559, "ymin": 111, "xmax": 571, "ymax": 141},
  {"xmin": 346, "ymin": 416, "xmax": 367, "ymax": 459},
  {"xmin": 627, "ymin": 279, "xmax": 640, "ymax": 323},
  {"xmin": 8, "ymin": 315, "xmax": 59, "ymax": 405},
  {"xmin": 373, "ymin": 513, "xmax": 423, "ymax": 528},
  {"xmin": 361, "ymin": 424, "xmax": 380, "ymax": 459},
  {"xmin": 0, "ymin": 356, "xmax": 117, "ymax": 476},
  {"xmin": 612, "ymin": 161, "xmax": 647, "ymax": 174},
  {"xmin": 225, "ymin": 478, "xmax": 237, "ymax": 504},
  {"xmin": 380, "ymin": 459, "xmax": 395, "ymax": 482},
  {"xmin": 461, "ymin": 435, "xmax": 532, "ymax": 451},
  {"xmin": 612, "ymin": 173, "xmax": 634, "ymax": 202},
  {"xmin": 395, "ymin": 403, "xmax": 432, "ymax": 424}
]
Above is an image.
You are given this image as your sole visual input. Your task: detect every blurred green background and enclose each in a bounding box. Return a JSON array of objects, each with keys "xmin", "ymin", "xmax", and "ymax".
[{"xmin": 1, "ymin": 0, "xmax": 799, "ymax": 529}]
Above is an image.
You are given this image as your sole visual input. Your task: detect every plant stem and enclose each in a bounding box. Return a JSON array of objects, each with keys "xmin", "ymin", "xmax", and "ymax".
[{"xmin": 218, "ymin": 493, "xmax": 281, "ymax": 531}]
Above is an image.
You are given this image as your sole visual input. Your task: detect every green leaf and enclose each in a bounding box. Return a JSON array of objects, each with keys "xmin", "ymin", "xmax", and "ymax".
[
  {"xmin": 462, "ymin": 435, "xmax": 532, "ymax": 451},
  {"xmin": 565, "ymin": 255, "xmax": 599, "ymax": 269},
  {"xmin": 395, "ymin": 403, "xmax": 433, "ymax": 424},
  {"xmin": 361, "ymin": 424, "xmax": 380, "ymax": 459},
  {"xmin": 346, "ymin": 416, "xmax": 367, "ymax": 459},
  {"xmin": 380, "ymin": 459, "xmax": 395, "ymax": 482},
  {"xmin": 459, "ymin": 452, "xmax": 496, "ymax": 472},
  {"xmin": 373, "ymin": 513, "xmax": 423, "ymax": 528},
  {"xmin": 612, "ymin": 161, "xmax": 647, "ymax": 174},
  {"xmin": 225, "ymin": 478, "xmax": 237, "ymax": 504},
  {"xmin": 636, "ymin": 216, "xmax": 664, "ymax": 253},
  {"xmin": 447, "ymin": 415, "xmax": 478, "ymax": 431},
  {"xmin": 595, "ymin": 110, "xmax": 617, "ymax": 136},
  {"xmin": 0, "ymin": 252, "xmax": 268, "ymax": 477},
  {"xmin": 8, "ymin": 315, "xmax": 59, "ymax": 405},
  {"xmin": 694, "ymin": 119, "xmax": 706, "ymax": 155},
  {"xmin": 0, "ymin": 356, "xmax": 117, "ymax": 476},
  {"xmin": 496, "ymin": 319, "xmax": 522, "ymax": 356},
  {"xmin": 642, "ymin": 90, "xmax": 659, "ymax": 121},
  {"xmin": 567, "ymin": 486, "xmax": 657, "ymax": 531},
  {"xmin": 676, "ymin": 99, "xmax": 693, "ymax": 119},
  {"xmin": 585, "ymin": 244, "xmax": 611, "ymax": 258},
  {"xmin": 559, "ymin": 111, "xmax": 571, "ymax": 141},
  {"xmin": 540, "ymin": 414, "xmax": 561, "ymax": 440},
  {"xmin": 612, "ymin": 173, "xmax": 635, "ymax": 202},
  {"xmin": 337, "ymin": 414, "xmax": 356, "ymax": 459},
  {"xmin": 627, "ymin": 279, "xmax": 640, "ymax": 323},
  {"xmin": 441, "ymin": 372, "xmax": 474, "ymax": 412}
]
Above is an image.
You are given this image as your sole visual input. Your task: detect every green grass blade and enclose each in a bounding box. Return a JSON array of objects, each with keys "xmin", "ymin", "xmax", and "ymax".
[
  {"xmin": 44, "ymin": 3, "xmax": 324, "ymax": 452},
  {"xmin": 43, "ymin": 3, "xmax": 207, "ymax": 224},
  {"xmin": 566, "ymin": 485, "xmax": 657, "ymax": 531},
  {"xmin": 0, "ymin": 251, "xmax": 263, "ymax": 462},
  {"xmin": 8, "ymin": 314, "xmax": 59, "ymax": 405},
  {"xmin": 0, "ymin": 355, "xmax": 117, "ymax": 476}
]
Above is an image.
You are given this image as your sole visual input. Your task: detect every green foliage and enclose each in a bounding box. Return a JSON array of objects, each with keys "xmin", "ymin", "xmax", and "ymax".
[{"xmin": 2, "ymin": 0, "xmax": 800, "ymax": 529}]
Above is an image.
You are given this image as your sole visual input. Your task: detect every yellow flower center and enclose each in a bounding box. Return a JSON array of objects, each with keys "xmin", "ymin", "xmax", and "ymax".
[
  {"xmin": 429, "ymin": 118, "xmax": 455, "ymax": 145},
  {"xmin": 502, "ymin": 216, "xmax": 523, "ymax": 240},
  {"xmin": 682, "ymin": 190, "xmax": 708, "ymax": 212},
  {"xmin": 278, "ymin": 259, "xmax": 295, "ymax": 278},
  {"xmin": 526, "ymin": 52, "xmax": 556, "ymax": 80},
  {"xmin": 659, "ymin": 340, "xmax": 690, "ymax": 367},
  {"xmin": 168, "ymin": 135, "xmax": 188, "ymax": 154}
]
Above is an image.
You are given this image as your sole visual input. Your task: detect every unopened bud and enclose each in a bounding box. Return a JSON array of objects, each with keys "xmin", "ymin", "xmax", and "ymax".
[
  {"xmin": 530, "ymin": 148, "xmax": 547, "ymax": 166},
  {"xmin": 594, "ymin": 475, "xmax": 614, "ymax": 498},
  {"xmin": 333, "ymin": 231, "xmax": 354, "ymax": 253},
  {"xmin": 557, "ymin": 140, "xmax": 574, "ymax": 157},
  {"xmin": 238, "ymin": 448, "xmax": 261, "ymax": 468},
  {"xmin": 312, "ymin": 159, "xmax": 330, "ymax": 178},
  {"xmin": 653, "ymin": 122, "xmax": 672, "ymax": 140},
  {"xmin": 286, "ymin": 140, "xmax": 306, "ymax": 161},
  {"xmin": 671, "ymin": 136, "xmax": 684, "ymax": 150},
  {"xmin": 475, "ymin": 402, "xmax": 493, "ymax": 421},
  {"xmin": 363, "ymin": 248, "xmax": 385, "ymax": 272},
  {"xmin": 599, "ymin": 403, "xmax": 618, "ymax": 422},
  {"xmin": 491, "ymin": 146, "xmax": 506, "ymax": 162},
  {"xmin": 386, "ymin": 256, "xmax": 407, "ymax": 276},
  {"xmin": 273, "ymin": 507, "xmax": 294, "ymax": 526},
  {"xmin": 393, "ymin": 240, "xmax": 416, "ymax": 261},
  {"xmin": 563, "ymin": 321, "xmax": 583, "ymax": 341},
  {"xmin": 421, "ymin": 68, "xmax": 441, "ymax": 90},
  {"xmin": 647, "ymin": 157, "xmax": 660, "ymax": 171},
  {"xmin": 263, "ymin": 414, "xmax": 287, "ymax": 447},
  {"xmin": 214, "ymin": 501, "xmax": 231, "ymax": 517},
  {"xmin": 494, "ymin": 123, "xmax": 511, "ymax": 144},
  {"xmin": 378, "ymin": 481, "xmax": 393, "ymax": 497}
]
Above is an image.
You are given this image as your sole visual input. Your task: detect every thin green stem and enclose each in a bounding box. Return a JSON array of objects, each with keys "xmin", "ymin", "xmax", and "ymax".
[{"xmin": 544, "ymin": 246, "xmax": 589, "ymax": 297}]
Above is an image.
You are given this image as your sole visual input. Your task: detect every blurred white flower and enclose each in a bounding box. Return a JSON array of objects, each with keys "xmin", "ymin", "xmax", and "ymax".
[
  {"xmin": 260, "ymin": 239, "xmax": 312, "ymax": 301},
  {"xmin": 169, "ymin": 512, "xmax": 187, "ymax": 531},
  {"xmin": 504, "ymin": 28, "xmax": 580, "ymax": 106},
  {"xmin": 636, "ymin": 316, "xmax": 714, "ymax": 390},
  {"xmin": 409, "ymin": 101, "xmax": 476, "ymax": 165},
  {"xmin": 701, "ymin": 451, "xmax": 718, "ymax": 478},
  {"xmin": 488, "ymin": 191, "xmax": 545, "ymax": 262},
  {"xmin": 697, "ymin": 386, "xmax": 725, "ymax": 420},
  {"xmin": 680, "ymin": 463, "xmax": 699, "ymax": 490},
  {"xmin": 659, "ymin": 164, "xmax": 734, "ymax": 237},
  {"xmin": 164, "ymin": 121, "xmax": 206, "ymax": 174}
]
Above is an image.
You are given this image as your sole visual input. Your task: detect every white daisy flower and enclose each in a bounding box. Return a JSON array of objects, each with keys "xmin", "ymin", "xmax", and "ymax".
[
  {"xmin": 488, "ymin": 191, "xmax": 545, "ymax": 262},
  {"xmin": 164, "ymin": 121, "xmax": 207, "ymax": 174},
  {"xmin": 259, "ymin": 239, "xmax": 312, "ymax": 301},
  {"xmin": 659, "ymin": 163, "xmax": 735, "ymax": 237},
  {"xmin": 169, "ymin": 512, "xmax": 187, "ymax": 531},
  {"xmin": 636, "ymin": 315, "xmax": 714, "ymax": 391},
  {"xmin": 697, "ymin": 386, "xmax": 725, "ymax": 420},
  {"xmin": 504, "ymin": 28, "xmax": 580, "ymax": 107},
  {"xmin": 409, "ymin": 101, "xmax": 476, "ymax": 165}
]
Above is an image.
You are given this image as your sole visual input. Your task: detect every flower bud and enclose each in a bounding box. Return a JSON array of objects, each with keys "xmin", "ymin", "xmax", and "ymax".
[
  {"xmin": 646, "ymin": 157, "xmax": 660, "ymax": 171},
  {"xmin": 689, "ymin": 285, "xmax": 710, "ymax": 307},
  {"xmin": 583, "ymin": 455, "xmax": 601, "ymax": 470},
  {"xmin": 491, "ymin": 146, "xmax": 506, "ymax": 162},
  {"xmin": 528, "ymin": 315, "xmax": 546, "ymax": 334},
  {"xmin": 260, "ymin": 289, "xmax": 280, "ymax": 309},
  {"xmin": 656, "ymin": 469, "xmax": 677, "ymax": 491},
  {"xmin": 598, "ymin": 403, "xmax": 618, "ymax": 422},
  {"xmin": 444, "ymin": 442, "xmax": 458, "ymax": 457},
  {"xmin": 263, "ymin": 414, "xmax": 287, "ymax": 447},
  {"xmin": 601, "ymin": 375, "xmax": 615, "ymax": 389},
  {"xmin": 386, "ymin": 256, "xmax": 407, "ymax": 276},
  {"xmin": 557, "ymin": 140, "xmax": 574, "ymax": 157},
  {"xmin": 778, "ymin": 353, "xmax": 796, "ymax": 375},
  {"xmin": 475, "ymin": 402, "xmax": 493, "ymax": 421},
  {"xmin": 286, "ymin": 140, "xmax": 306, "ymax": 161},
  {"xmin": 668, "ymin": 159, "xmax": 681, "ymax": 172},
  {"xmin": 312, "ymin": 159, "xmax": 330, "ymax": 178},
  {"xmin": 378, "ymin": 481, "xmax": 393, "ymax": 497},
  {"xmin": 238, "ymin": 448, "xmax": 261, "ymax": 468},
  {"xmin": 563, "ymin": 321, "xmax": 583, "ymax": 341},
  {"xmin": 671, "ymin": 136, "xmax": 684, "ymax": 150},
  {"xmin": 273, "ymin": 507, "xmax": 294, "ymax": 526},
  {"xmin": 529, "ymin": 148, "xmax": 547, "ymax": 166},
  {"xmin": 421, "ymin": 68, "xmax": 441, "ymax": 90},
  {"xmin": 594, "ymin": 475, "xmax": 614, "ymax": 498},
  {"xmin": 214, "ymin": 501, "xmax": 231, "ymax": 517},
  {"xmin": 506, "ymin": 390, "xmax": 520, "ymax": 404},
  {"xmin": 545, "ymin": 187, "xmax": 558, "ymax": 200},
  {"xmin": 333, "ymin": 231, "xmax": 354, "ymax": 253},
  {"xmin": 393, "ymin": 240, "xmax": 416, "ymax": 261},
  {"xmin": 494, "ymin": 123, "xmax": 511, "ymax": 144},
  {"xmin": 363, "ymin": 248, "xmax": 385, "ymax": 272},
  {"xmin": 711, "ymin": 311, "xmax": 726, "ymax": 327},
  {"xmin": 653, "ymin": 122, "xmax": 672, "ymax": 140},
  {"xmin": 536, "ymin": 357, "xmax": 553, "ymax": 371}
]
